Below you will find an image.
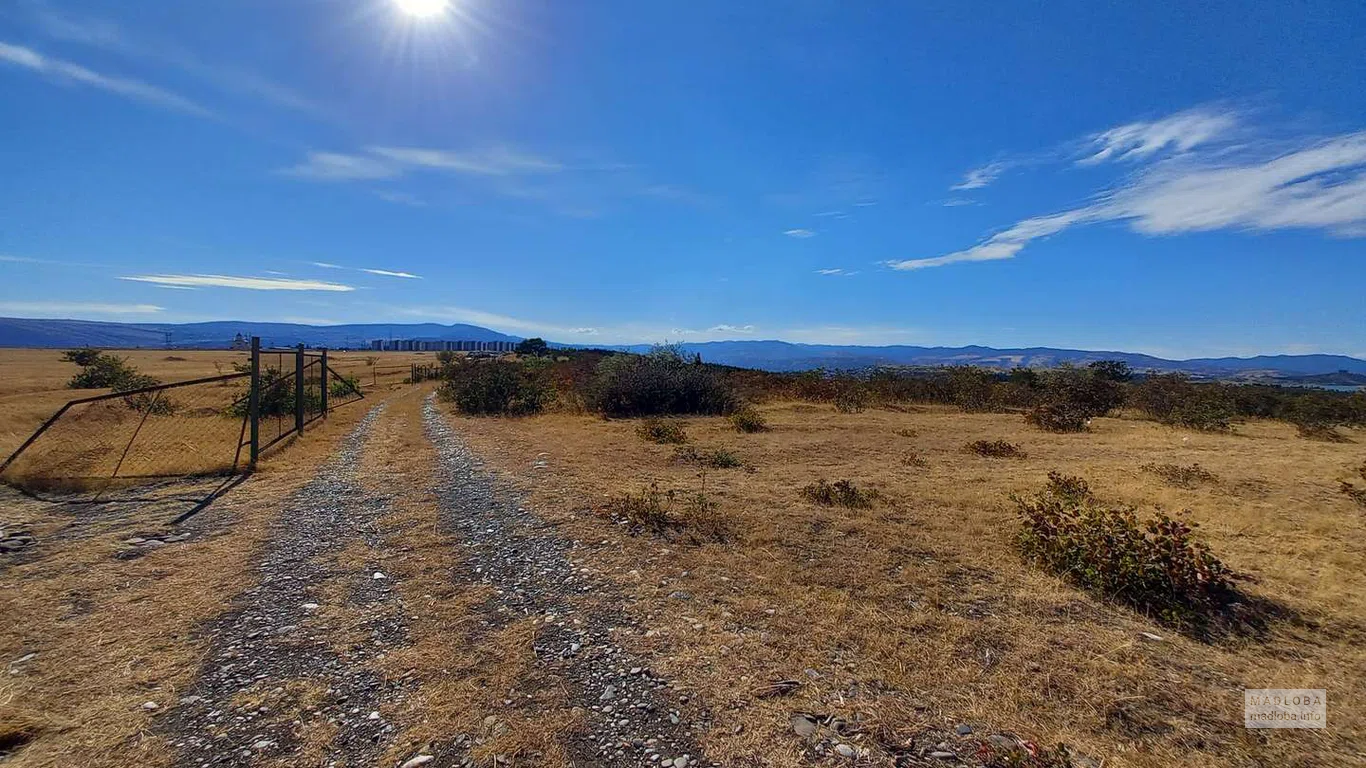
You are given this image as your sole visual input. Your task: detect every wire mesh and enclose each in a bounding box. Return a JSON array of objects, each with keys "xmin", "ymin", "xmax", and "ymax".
[
  {"xmin": 0, "ymin": 373, "xmax": 250, "ymax": 490},
  {"xmin": 1, "ymin": 347, "xmax": 368, "ymax": 495}
]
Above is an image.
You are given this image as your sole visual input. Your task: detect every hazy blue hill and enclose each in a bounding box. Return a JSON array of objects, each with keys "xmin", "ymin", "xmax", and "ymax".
[
  {"xmin": 0, "ymin": 318, "xmax": 519, "ymax": 350},
  {"xmin": 3, "ymin": 318, "xmax": 1363, "ymax": 377}
]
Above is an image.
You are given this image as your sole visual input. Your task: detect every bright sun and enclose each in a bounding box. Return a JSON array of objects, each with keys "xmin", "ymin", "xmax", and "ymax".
[{"xmin": 393, "ymin": 0, "xmax": 448, "ymax": 18}]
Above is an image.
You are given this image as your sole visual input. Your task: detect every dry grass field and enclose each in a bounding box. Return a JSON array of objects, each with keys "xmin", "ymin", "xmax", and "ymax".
[
  {"xmin": 449, "ymin": 402, "xmax": 1366, "ymax": 767},
  {"xmin": 0, "ymin": 347, "xmax": 431, "ymax": 462},
  {"xmin": 2, "ymin": 347, "xmax": 1364, "ymax": 767}
]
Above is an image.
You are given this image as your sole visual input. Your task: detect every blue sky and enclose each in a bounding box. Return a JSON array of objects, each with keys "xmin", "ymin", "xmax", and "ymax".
[{"xmin": 1, "ymin": 0, "xmax": 1364, "ymax": 358}]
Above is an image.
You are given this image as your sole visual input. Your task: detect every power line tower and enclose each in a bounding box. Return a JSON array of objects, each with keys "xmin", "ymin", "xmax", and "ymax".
[{"xmin": 163, "ymin": 331, "xmax": 173, "ymax": 349}]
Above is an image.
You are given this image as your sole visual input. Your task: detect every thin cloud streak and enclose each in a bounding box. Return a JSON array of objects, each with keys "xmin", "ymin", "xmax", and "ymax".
[
  {"xmin": 121, "ymin": 274, "xmax": 355, "ymax": 291},
  {"xmin": 360, "ymin": 268, "xmax": 422, "ymax": 279},
  {"xmin": 0, "ymin": 41, "xmax": 214, "ymax": 118},
  {"xmin": 784, "ymin": 228, "xmax": 816, "ymax": 238},
  {"xmin": 0, "ymin": 301, "xmax": 164, "ymax": 316}
]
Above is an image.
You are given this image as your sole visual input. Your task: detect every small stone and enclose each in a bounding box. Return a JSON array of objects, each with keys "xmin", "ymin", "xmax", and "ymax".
[
  {"xmin": 142, "ymin": 701, "xmax": 159, "ymax": 711},
  {"xmin": 301, "ymin": 603, "xmax": 320, "ymax": 611},
  {"xmin": 790, "ymin": 713, "xmax": 818, "ymax": 736},
  {"xmin": 400, "ymin": 757, "xmax": 434, "ymax": 768},
  {"xmin": 599, "ymin": 685, "xmax": 617, "ymax": 701},
  {"xmin": 124, "ymin": 538, "xmax": 146, "ymax": 545},
  {"xmin": 930, "ymin": 751, "xmax": 956, "ymax": 760},
  {"xmin": 1140, "ymin": 632, "xmax": 1164, "ymax": 642},
  {"xmin": 956, "ymin": 724, "xmax": 973, "ymax": 735},
  {"xmin": 367, "ymin": 711, "xmax": 381, "ymax": 720},
  {"xmin": 834, "ymin": 743, "xmax": 855, "ymax": 757},
  {"xmin": 373, "ymin": 572, "xmax": 387, "ymax": 580},
  {"xmin": 252, "ymin": 740, "xmax": 274, "ymax": 750}
]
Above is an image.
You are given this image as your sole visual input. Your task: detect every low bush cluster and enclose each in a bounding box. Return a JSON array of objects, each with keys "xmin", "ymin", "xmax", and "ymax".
[
  {"xmin": 801, "ymin": 478, "xmax": 878, "ymax": 508},
  {"xmin": 438, "ymin": 360, "xmax": 548, "ymax": 416},
  {"xmin": 1142, "ymin": 462, "xmax": 1218, "ymax": 488},
  {"xmin": 1130, "ymin": 374, "xmax": 1237, "ymax": 432},
  {"xmin": 729, "ymin": 408, "xmax": 769, "ymax": 433},
  {"xmin": 902, "ymin": 452, "xmax": 928, "ymax": 468},
  {"xmin": 966, "ymin": 439, "xmax": 1026, "ymax": 458},
  {"xmin": 1014, "ymin": 472, "xmax": 1232, "ymax": 627},
  {"xmin": 637, "ymin": 418, "xmax": 688, "ymax": 444},
  {"xmin": 590, "ymin": 346, "xmax": 739, "ymax": 417},
  {"xmin": 600, "ymin": 483, "xmax": 731, "ymax": 542},
  {"xmin": 673, "ymin": 446, "xmax": 742, "ymax": 469},
  {"xmin": 64, "ymin": 348, "xmax": 158, "ymax": 392}
]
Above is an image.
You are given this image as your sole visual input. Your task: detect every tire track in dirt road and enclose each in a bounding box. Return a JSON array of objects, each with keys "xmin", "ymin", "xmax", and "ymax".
[
  {"xmin": 422, "ymin": 395, "xmax": 713, "ymax": 768},
  {"xmin": 163, "ymin": 404, "xmax": 416, "ymax": 767}
]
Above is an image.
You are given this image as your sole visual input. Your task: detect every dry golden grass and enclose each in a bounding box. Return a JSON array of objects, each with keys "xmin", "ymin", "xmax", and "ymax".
[
  {"xmin": 0, "ymin": 348, "xmax": 432, "ymax": 461},
  {"xmin": 448, "ymin": 401, "xmax": 1366, "ymax": 767},
  {"xmin": 0, "ymin": 397, "xmax": 382, "ymax": 767}
]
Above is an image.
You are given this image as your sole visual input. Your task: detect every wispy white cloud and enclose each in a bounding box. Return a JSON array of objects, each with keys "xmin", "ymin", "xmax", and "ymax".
[
  {"xmin": 0, "ymin": 301, "xmax": 163, "ymax": 316},
  {"xmin": 1078, "ymin": 107, "xmax": 1238, "ymax": 165},
  {"xmin": 283, "ymin": 146, "xmax": 563, "ymax": 183},
  {"xmin": 283, "ymin": 152, "xmax": 399, "ymax": 181},
  {"xmin": 360, "ymin": 268, "xmax": 422, "ymax": 279},
  {"xmin": 0, "ymin": 41, "xmax": 213, "ymax": 118},
  {"xmin": 27, "ymin": 8, "xmax": 327, "ymax": 119},
  {"xmin": 310, "ymin": 261, "xmax": 342, "ymax": 269},
  {"xmin": 784, "ymin": 228, "xmax": 816, "ymax": 238},
  {"xmin": 368, "ymin": 146, "xmax": 563, "ymax": 176},
  {"xmin": 374, "ymin": 190, "xmax": 425, "ymax": 206},
  {"xmin": 121, "ymin": 274, "xmax": 355, "ymax": 291},
  {"xmin": 906, "ymin": 116, "xmax": 1366, "ymax": 270},
  {"xmin": 951, "ymin": 161, "xmax": 1009, "ymax": 191},
  {"xmin": 708, "ymin": 324, "xmax": 755, "ymax": 334},
  {"xmin": 942, "ymin": 198, "xmax": 978, "ymax": 207},
  {"xmin": 815, "ymin": 268, "xmax": 845, "ymax": 275}
]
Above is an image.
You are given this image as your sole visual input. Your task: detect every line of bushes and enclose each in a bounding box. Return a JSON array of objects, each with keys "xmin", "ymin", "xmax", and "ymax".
[{"xmin": 433, "ymin": 345, "xmax": 1366, "ymax": 438}]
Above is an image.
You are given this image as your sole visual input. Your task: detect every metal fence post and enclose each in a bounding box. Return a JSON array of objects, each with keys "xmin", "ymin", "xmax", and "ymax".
[
  {"xmin": 249, "ymin": 336, "xmax": 260, "ymax": 469},
  {"xmin": 320, "ymin": 348, "xmax": 329, "ymax": 415},
  {"xmin": 295, "ymin": 343, "xmax": 305, "ymax": 435}
]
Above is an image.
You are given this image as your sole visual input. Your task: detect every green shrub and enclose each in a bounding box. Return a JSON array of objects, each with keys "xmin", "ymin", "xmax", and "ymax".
[
  {"xmin": 1014, "ymin": 472, "xmax": 1232, "ymax": 627},
  {"xmin": 637, "ymin": 418, "xmax": 688, "ymax": 444},
  {"xmin": 730, "ymin": 408, "xmax": 769, "ymax": 433},
  {"xmin": 1025, "ymin": 402, "xmax": 1091, "ymax": 433},
  {"xmin": 801, "ymin": 478, "xmax": 878, "ymax": 508},
  {"xmin": 1131, "ymin": 374, "xmax": 1237, "ymax": 432},
  {"xmin": 966, "ymin": 439, "xmax": 1026, "ymax": 458},
  {"xmin": 674, "ymin": 446, "xmax": 742, "ymax": 469},
  {"xmin": 590, "ymin": 345, "xmax": 740, "ymax": 417},
  {"xmin": 65, "ymin": 350, "xmax": 157, "ymax": 391},
  {"xmin": 330, "ymin": 374, "xmax": 362, "ymax": 398},
  {"xmin": 438, "ymin": 360, "xmax": 548, "ymax": 416},
  {"xmin": 1142, "ymin": 462, "xmax": 1218, "ymax": 488},
  {"xmin": 947, "ymin": 366, "xmax": 998, "ymax": 413}
]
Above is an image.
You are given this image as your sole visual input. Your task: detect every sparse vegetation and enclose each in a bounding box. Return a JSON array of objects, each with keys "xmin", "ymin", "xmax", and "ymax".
[
  {"xmin": 637, "ymin": 418, "xmax": 688, "ymax": 444},
  {"xmin": 895, "ymin": 428, "xmax": 917, "ymax": 438},
  {"xmin": 833, "ymin": 382, "xmax": 869, "ymax": 413},
  {"xmin": 966, "ymin": 439, "xmax": 1026, "ymax": 458},
  {"xmin": 902, "ymin": 452, "xmax": 928, "ymax": 468},
  {"xmin": 729, "ymin": 407, "xmax": 769, "ymax": 433},
  {"xmin": 1142, "ymin": 462, "xmax": 1219, "ymax": 488},
  {"xmin": 1014, "ymin": 472, "xmax": 1232, "ymax": 628},
  {"xmin": 600, "ymin": 482, "xmax": 731, "ymax": 542},
  {"xmin": 438, "ymin": 360, "xmax": 548, "ymax": 416},
  {"xmin": 801, "ymin": 478, "xmax": 878, "ymax": 508},
  {"xmin": 64, "ymin": 348, "xmax": 158, "ymax": 392},
  {"xmin": 673, "ymin": 445, "xmax": 743, "ymax": 469}
]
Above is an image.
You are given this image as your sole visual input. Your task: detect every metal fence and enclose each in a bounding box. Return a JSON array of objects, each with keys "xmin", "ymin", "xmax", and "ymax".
[{"xmin": 0, "ymin": 337, "xmax": 363, "ymax": 495}]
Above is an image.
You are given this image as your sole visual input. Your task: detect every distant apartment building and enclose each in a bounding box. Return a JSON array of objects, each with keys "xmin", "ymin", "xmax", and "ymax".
[{"xmin": 368, "ymin": 339, "xmax": 517, "ymax": 352}]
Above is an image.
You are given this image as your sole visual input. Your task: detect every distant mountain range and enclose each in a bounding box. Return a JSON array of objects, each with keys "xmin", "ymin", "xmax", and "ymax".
[
  {"xmin": 2, "ymin": 317, "xmax": 1363, "ymax": 380},
  {"xmin": 0, "ymin": 318, "xmax": 517, "ymax": 350}
]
